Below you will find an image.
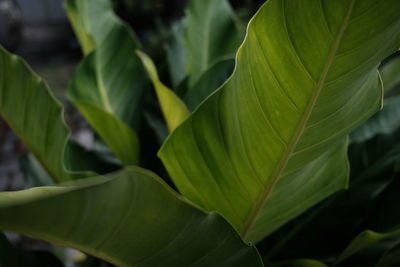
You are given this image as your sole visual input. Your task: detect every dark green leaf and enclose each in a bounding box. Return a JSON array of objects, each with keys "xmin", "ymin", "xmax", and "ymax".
[
  {"xmin": 0, "ymin": 167, "xmax": 263, "ymax": 267},
  {"xmin": 335, "ymin": 229, "xmax": 400, "ymax": 266},
  {"xmin": 184, "ymin": 58, "xmax": 234, "ymax": 111}
]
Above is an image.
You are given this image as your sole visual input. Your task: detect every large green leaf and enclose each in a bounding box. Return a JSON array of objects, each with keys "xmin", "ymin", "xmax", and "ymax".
[
  {"xmin": 184, "ymin": 0, "xmax": 240, "ymax": 87},
  {"xmin": 0, "ymin": 167, "xmax": 262, "ymax": 267},
  {"xmin": 65, "ymin": 0, "xmax": 146, "ymax": 165},
  {"xmin": 159, "ymin": 0, "xmax": 400, "ymax": 243},
  {"xmin": 0, "ymin": 46, "xmax": 91, "ymax": 182}
]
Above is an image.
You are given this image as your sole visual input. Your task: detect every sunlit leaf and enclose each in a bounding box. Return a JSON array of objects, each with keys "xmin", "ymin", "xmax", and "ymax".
[
  {"xmin": 137, "ymin": 50, "xmax": 189, "ymax": 133},
  {"xmin": 159, "ymin": 0, "xmax": 400, "ymax": 243}
]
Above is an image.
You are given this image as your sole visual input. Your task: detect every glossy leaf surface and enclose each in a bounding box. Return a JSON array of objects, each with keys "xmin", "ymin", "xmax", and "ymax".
[
  {"xmin": 160, "ymin": 0, "xmax": 400, "ymax": 242},
  {"xmin": 0, "ymin": 167, "xmax": 262, "ymax": 267}
]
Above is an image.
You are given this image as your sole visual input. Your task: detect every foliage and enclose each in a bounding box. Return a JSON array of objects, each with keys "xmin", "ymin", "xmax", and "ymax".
[{"xmin": 0, "ymin": 0, "xmax": 399, "ymax": 266}]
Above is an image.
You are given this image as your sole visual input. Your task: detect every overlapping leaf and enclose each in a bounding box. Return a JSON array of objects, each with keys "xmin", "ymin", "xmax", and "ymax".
[
  {"xmin": 351, "ymin": 55, "xmax": 400, "ymax": 143},
  {"xmin": 146, "ymin": 0, "xmax": 240, "ymax": 128},
  {"xmin": 381, "ymin": 55, "xmax": 400, "ymax": 95},
  {"xmin": 183, "ymin": 0, "xmax": 240, "ymax": 87},
  {"xmin": 0, "ymin": 46, "xmax": 91, "ymax": 182},
  {"xmin": 166, "ymin": 21, "xmax": 186, "ymax": 88},
  {"xmin": 335, "ymin": 229, "xmax": 400, "ymax": 266},
  {"xmin": 257, "ymin": 114, "xmax": 400, "ymax": 263},
  {"xmin": 65, "ymin": 0, "xmax": 146, "ymax": 165},
  {"xmin": 0, "ymin": 167, "xmax": 262, "ymax": 267},
  {"xmin": 351, "ymin": 96, "xmax": 400, "ymax": 143},
  {"xmin": 159, "ymin": 0, "xmax": 400, "ymax": 243},
  {"xmin": 184, "ymin": 58, "xmax": 235, "ymax": 111},
  {"xmin": 137, "ymin": 51, "xmax": 189, "ymax": 133}
]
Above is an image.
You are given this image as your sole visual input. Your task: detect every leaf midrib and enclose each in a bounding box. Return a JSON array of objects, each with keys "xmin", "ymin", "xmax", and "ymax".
[
  {"xmin": 240, "ymin": 0, "xmax": 357, "ymax": 239},
  {"xmin": 97, "ymin": 67, "xmax": 114, "ymax": 114},
  {"xmin": 81, "ymin": 1, "xmax": 114, "ymax": 115}
]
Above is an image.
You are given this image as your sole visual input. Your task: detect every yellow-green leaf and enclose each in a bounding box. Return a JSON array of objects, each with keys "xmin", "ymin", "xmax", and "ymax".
[{"xmin": 137, "ymin": 50, "xmax": 189, "ymax": 133}]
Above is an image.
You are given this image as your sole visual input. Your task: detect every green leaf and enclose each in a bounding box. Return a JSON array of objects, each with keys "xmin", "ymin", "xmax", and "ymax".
[
  {"xmin": 137, "ymin": 50, "xmax": 190, "ymax": 133},
  {"xmin": 184, "ymin": 58, "xmax": 235, "ymax": 111},
  {"xmin": 64, "ymin": 0, "xmax": 140, "ymax": 56},
  {"xmin": 351, "ymin": 96, "xmax": 400, "ymax": 143},
  {"xmin": 20, "ymin": 154, "xmax": 54, "ymax": 188},
  {"xmin": 159, "ymin": 0, "xmax": 400, "ymax": 243},
  {"xmin": 338, "ymin": 178, "xmax": 400, "ymax": 267},
  {"xmin": 381, "ymin": 55, "xmax": 400, "ymax": 94},
  {"xmin": 335, "ymin": 229, "xmax": 400, "ymax": 265},
  {"xmin": 270, "ymin": 259, "xmax": 327, "ymax": 267},
  {"xmin": 166, "ymin": 21, "xmax": 187, "ymax": 88},
  {"xmin": 0, "ymin": 167, "xmax": 263, "ymax": 267},
  {"xmin": 377, "ymin": 244, "xmax": 400, "ymax": 267},
  {"xmin": 257, "ymin": 124, "xmax": 400, "ymax": 262},
  {"xmin": 0, "ymin": 46, "xmax": 91, "ymax": 183},
  {"xmin": 65, "ymin": 0, "xmax": 146, "ymax": 165},
  {"xmin": 20, "ymin": 141, "xmax": 119, "ymax": 188},
  {"xmin": 184, "ymin": 0, "xmax": 241, "ymax": 87},
  {"xmin": 351, "ymin": 56, "xmax": 400, "ymax": 143}
]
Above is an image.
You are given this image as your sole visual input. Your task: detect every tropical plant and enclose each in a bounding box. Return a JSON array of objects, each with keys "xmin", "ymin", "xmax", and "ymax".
[{"xmin": 0, "ymin": 0, "xmax": 399, "ymax": 266}]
